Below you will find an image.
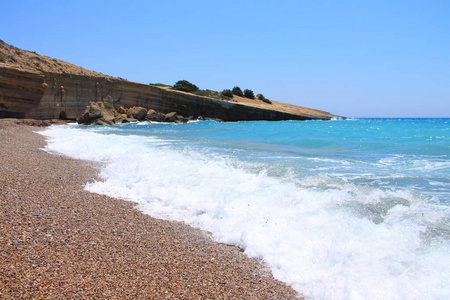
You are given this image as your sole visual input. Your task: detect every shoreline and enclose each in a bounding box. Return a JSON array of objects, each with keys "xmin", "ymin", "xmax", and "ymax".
[{"xmin": 0, "ymin": 119, "xmax": 300, "ymax": 299}]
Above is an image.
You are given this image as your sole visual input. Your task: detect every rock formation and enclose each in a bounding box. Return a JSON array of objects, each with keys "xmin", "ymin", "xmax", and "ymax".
[
  {"xmin": 77, "ymin": 97, "xmax": 191, "ymax": 125},
  {"xmin": 0, "ymin": 40, "xmax": 343, "ymax": 121}
]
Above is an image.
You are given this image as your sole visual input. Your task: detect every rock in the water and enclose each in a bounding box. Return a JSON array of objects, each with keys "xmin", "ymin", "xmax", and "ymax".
[
  {"xmin": 77, "ymin": 100, "xmax": 189, "ymax": 125},
  {"xmin": 77, "ymin": 110, "xmax": 101, "ymax": 125},
  {"xmin": 164, "ymin": 112, "xmax": 178, "ymax": 122},
  {"xmin": 78, "ymin": 101, "xmax": 114, "ymax": 124},
  {"xmin": 113, "ymin": 114, "xmax": 128, "ymax": 124},
  {"xmin": 123, "ymin": 118, "xmax": 138, "ymax": 123},
  {"xmin": 174, "ymin": 114, "xmax": 189, "ymax": 123},
  {"xmin": 127, "ymin": 107, "xmax": 147, "ymax": 121},
  {"xmin": 94, "ymin": 118, "xmax": 114, "ymax": 126},
  {"xmin": 145, "ymin": 109, "xmax": 165, "ymax": 122}
]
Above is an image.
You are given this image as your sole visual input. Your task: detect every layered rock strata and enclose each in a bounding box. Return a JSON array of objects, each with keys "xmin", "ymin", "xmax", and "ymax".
[{"xmin": 0, "ymin": 40, "xmax": 342, "ymax": 121}]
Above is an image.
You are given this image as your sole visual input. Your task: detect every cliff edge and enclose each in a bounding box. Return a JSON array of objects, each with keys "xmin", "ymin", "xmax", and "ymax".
[{"xmin": 0, "ymin": 40, "xmax": 342, "ymax": 121}]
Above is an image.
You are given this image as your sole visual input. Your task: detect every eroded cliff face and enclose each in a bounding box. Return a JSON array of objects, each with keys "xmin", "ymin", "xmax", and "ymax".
[
  {"xmin": 0, "ymin": 40, "xmax": 341, "ymax": 121},
  {"xmin": 0, "ymin": 65, "xmax": 110, "ymax": 119},
  {"xmin": 0, "ymin": 67, "xmax": 45, "ymax": 118}
]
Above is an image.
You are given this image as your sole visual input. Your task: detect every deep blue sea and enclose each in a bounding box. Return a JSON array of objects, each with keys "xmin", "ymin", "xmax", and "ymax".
[{"xmin": 42, "ymin": 118, "xmax": 450, "ymax": 299}]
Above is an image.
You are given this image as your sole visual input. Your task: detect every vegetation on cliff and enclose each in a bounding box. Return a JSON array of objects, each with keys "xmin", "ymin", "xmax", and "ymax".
[
  {"xmin": 243, "ymin": 89, "xmax": 255, "ymax": 99},
  {"xmin": 232, "ymin": 86, "xmax": 244, "ymax": 97},
  {"xmin": 149, "ymin": 83, "xmax": 171, "ymax": 87},
  {"xmin": 257, "ymin": 93, "xmax": 272, "ymax": 104},
  {"xmin": 163, "ymin": 80, "xmax": 272, "ymax": 104},
  {"xmin": 173, "ymin": 80, "xmax": 199, "ymax": 93},
  {"xmin": 221, "ymin": 89, "xmax": 233, "ymax": 98}
]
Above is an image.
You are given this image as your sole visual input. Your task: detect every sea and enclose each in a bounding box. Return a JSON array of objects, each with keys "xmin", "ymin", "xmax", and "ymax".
[{"xmin": 41, "ymin": 118, "xmax": 450, "ymax": 300}]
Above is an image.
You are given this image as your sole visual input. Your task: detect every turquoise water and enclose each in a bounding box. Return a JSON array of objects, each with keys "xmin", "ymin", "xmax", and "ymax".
[
  {"xmin": 106, "ymin": 118, "xmax": 450, "ymax": 202},
  {"xmin": 42, "ymin": 118, "xmax": 450, "ymax": 299}
]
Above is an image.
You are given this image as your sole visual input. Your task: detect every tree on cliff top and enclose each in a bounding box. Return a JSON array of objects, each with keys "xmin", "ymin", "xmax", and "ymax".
[
  {"xmin": 232, "ymin": 86, "xmax": 243, "ymax": 97},
  {"xmin": 221, "ymin": 89, "xmax": 233, "ymax": 98},
  {"xmin": 244, "ymin": 89, "xmax": 255, "ymax": 99},
  {"xmin": 173, "ymin": 80, "xmax": 199, "ymax": 93}
]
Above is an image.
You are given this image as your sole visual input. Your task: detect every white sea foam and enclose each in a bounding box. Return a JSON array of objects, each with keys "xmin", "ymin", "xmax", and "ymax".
[
  {"xmin": 378, "ymin": 155, "xmax": 450, "ymax": 171},
  {"xmin": 41, "ymin": 125, "xmax": 450, "ymax": 300}
]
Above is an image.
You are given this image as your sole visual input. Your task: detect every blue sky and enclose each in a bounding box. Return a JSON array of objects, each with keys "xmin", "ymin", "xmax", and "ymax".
[{"xmin": 2, "ymin": 0, "xmax": 449, "ymax": 117}]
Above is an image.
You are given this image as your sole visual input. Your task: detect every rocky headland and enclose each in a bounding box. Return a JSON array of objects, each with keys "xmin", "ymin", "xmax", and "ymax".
[{"xmin": 0, "ymin": 40, "xmax": 342, "ymax": 122}]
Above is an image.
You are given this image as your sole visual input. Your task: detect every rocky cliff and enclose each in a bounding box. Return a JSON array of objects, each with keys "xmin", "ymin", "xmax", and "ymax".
[{"xmin": 0, "ymin": 40, "xmax": 342, "ymax": 121}]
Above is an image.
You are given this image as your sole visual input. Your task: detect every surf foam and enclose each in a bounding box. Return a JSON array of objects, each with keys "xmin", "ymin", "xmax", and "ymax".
[{"xmin": 41, "ymin": 125, "xmax": 450, "ymax": 300}]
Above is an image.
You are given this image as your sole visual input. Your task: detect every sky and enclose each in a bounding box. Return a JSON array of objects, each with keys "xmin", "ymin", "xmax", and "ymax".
[{"xmin": 1, "ymin": 0, "xmax": 449, "ymax": 118}]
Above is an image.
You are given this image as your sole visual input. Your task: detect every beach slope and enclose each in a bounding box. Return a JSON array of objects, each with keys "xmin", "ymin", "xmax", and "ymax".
[{"xmin": 0, "ymin": 120, "xmax": 299, "ymax": 299}]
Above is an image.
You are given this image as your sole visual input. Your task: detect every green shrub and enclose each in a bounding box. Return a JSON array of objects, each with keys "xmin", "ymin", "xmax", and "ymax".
[
  {"xmin": 202, "ymin": 90, "xmax": 218, "ymax": 98},
  {"xmin": 232, "ymin": 86, "xmax": 243, "ymax": 97},
  {"xmin": 173, "ymin": 80, "xmax": 199, "ymax": 93},
  {"xmin": 193, "ymin": 90, "xmax": 207, "ymax": 96},
  {"xmin": 149, "ymin": 83, "xmax": 171, "ymax": 87},
  {"xmin": 243, "ymin": 89, "xmax": 255, "ymax": 99},
  {"xmin": 0, "ymin": 55, "xmax": 4, "ymax": 62},
  {"xmin": 221, "ymin": 89, "xmax": 233, "ymax": 98},
  {"xmin": 256, "ymin": 93, "xmax": 272, "ymax": 103}
]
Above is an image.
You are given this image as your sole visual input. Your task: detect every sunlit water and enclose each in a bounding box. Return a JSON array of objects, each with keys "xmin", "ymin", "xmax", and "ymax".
[{"xmin": 41, "ymin": 118, "xmax": 450, "ymax": 299}]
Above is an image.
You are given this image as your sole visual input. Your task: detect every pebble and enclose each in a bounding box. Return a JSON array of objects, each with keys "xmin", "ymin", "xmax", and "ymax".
[{"xmin": 0, "ymin": 119, "xmax": 301, "ymax": 299}]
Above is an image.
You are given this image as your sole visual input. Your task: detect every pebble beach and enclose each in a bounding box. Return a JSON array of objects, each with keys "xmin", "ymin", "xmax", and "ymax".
[{"xmin": 0, "ymin": 119, "xmax": 299, "ymax": 299}]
